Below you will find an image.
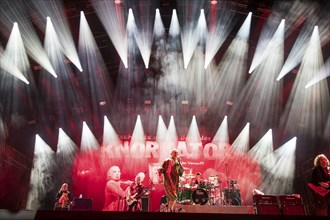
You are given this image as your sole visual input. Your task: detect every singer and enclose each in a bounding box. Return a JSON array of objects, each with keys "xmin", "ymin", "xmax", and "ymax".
[{"xmin": 158, "ymin": 149, "xmax": 184, "ymax": 212}]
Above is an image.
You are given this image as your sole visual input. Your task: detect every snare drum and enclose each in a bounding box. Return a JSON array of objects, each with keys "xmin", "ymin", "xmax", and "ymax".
[
  {"xmin": 192, "ymin": 188, "xmax": 209, "ymax": 205},
  {"xmin": 198, "ymin": 180, "xmax": 208, "ymax": 189}
]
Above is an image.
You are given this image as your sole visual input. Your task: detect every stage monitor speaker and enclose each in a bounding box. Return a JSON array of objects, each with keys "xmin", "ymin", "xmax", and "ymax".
[
  {"xmin": 71, "ymin": 198, "xmax": 92, "ymax": 210},
  {"xmin": 141, "ymin": 195, "xmax": 149, "ymax": 212}
]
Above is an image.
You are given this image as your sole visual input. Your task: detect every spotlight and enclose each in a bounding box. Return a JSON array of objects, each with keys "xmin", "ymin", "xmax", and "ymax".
[
  {"xmin": 211, "ymin": 0, "xmax": 217, "ymax": 5},
  {"xmin": 144, "ymin": 100, "xmax": 152, "ymax": 105},
  {"xmin": 114, "ymin": 0, "xmax": 121, "ymax": 4},
  {"xmin": 99, "ymin": 101, "xmax": 106, "ymax": 106}
]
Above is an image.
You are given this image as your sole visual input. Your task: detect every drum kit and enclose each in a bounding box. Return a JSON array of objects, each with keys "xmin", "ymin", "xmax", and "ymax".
[{"xmin": 178, "ymin": 174, "xmax": 241, "ymax": 206}]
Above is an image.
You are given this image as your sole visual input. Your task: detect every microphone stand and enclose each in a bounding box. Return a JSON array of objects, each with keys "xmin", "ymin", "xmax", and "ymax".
[{"xmin": 224, "ymin": 162, "xmax": 230, "ymax": 206}]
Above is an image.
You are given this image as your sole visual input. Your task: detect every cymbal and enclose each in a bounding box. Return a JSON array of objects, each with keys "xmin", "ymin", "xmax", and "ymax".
[
  {"xmin": 208, "ymin": 175, "xmax": 218, "ymax": 180},
  {"xmin": 184, "ymin": 174, "xmax": 196, "ymax": 178},
  {"xmin": 184, "ymin": 184, "xmax": 197, "ymax": 189},
  {"xmin": 179, "ymin": 176, "xmax": 186, "ymax": 181}
]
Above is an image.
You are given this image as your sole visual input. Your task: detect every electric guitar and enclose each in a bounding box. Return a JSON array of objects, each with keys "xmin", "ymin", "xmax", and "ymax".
[
  {"xmin": 308, "ymin": 182, "xmax": 330, "ymax": 197},
  {"xmin": 126, "ymin": 192, "xmax": 138, "ymax": 206}
]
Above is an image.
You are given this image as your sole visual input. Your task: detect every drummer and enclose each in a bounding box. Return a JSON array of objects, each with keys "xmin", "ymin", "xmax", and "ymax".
[
  {"xmin": 193, "ymin": 172, "xmax": 206, "ymax": 189},
  {"xmin": 194, "ymin": 172, "xmax": 202, "ymax": 185}
]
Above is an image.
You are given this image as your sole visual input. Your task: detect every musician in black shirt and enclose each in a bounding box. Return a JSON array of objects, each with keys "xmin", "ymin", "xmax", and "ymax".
[
  {"xmin": 127, "ymin": 173, "xmax": 144, "ymax": 212},
  {"xmin": 309, "ymin": 154, "xmax": 330, "ymax": 216},
  {"xmin": 54, "ymin": 183, "xmax": 72, "ymax": 210}
]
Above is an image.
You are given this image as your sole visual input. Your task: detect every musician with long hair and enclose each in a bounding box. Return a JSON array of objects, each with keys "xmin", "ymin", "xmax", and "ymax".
[
  {"xmin": 127, "ymin": 172, "xmax": 145, "ymax": 212},
  {"xmin": 309, "ymin": 154, "xmax": 330, "ymax": 216},
  {"xmin": 54, "ymin": 183, "xmax": 72, "ymax": 210},
  {"xmin": 103, "ymin": 166, "xmax": 132, "ymax": 211}
]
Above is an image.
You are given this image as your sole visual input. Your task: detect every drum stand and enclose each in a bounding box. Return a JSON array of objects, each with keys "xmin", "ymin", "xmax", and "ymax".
[
  {"xmin": 207, "ymin": 185, "xmax": 227, "ymax": 206},
  {"xmin": 205, "ymin": 183, "xmax": 221, "ymax": 206},
  {"xmin": 218, "ymin": 186, "xmax": 227, "ymax": 206},
  {"xmin": 207, "ymin": 188, "xmax": 215, "ymax": 206}
]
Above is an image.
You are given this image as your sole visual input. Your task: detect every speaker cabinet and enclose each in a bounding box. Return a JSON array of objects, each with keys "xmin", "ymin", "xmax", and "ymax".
[
  {"xmin": 253, "ymin": 195, "xmax": 278, "ymax": 205},
  {"xmin": 278, "ymin": 195, "xmax": 303, "ymax": 206},
  {"xmin": 254, "ymin": 204, "xmax": 281, "ymax": 215},
  {"xmin": 281, "ymin": 205, "xmax": 305, "ymax": 215},
  {"xmin": 278, "ymin": 195, "xmax": 305, "ymax": 215},
  {"xmin": 141, "ymin": 195, "xmax": 149, "ymax": 212},
  {"xmin": 224, "ymin": 188, "xmax": 242, "ymax": 206},
  {"xmin": 253, "ymin": 195, "xmax": 280, "ymax": 215},
  {"xmin": 71, "ymin": 198, "xmax": 92, "ymax": 210},
  {"xmin": 253, "ymin": 195, "xmax": 305, "ymax": 215}
]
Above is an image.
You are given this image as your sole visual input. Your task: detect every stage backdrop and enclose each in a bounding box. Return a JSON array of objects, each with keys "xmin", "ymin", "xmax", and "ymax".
[{"xmin": 71, "ymin": 138, "xmax": 261, "ymax": 211}]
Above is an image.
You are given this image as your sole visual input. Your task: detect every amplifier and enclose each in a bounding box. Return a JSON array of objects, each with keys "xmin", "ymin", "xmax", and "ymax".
[
  {"xmin": 141, "ymin": 195, "xmax": 149, "ymax": 212},
  {"xmin": 71, "ymin": 198, "xmax": 92, "ymax": 210},
  {"xmin": 278, "ymin": 195, "xmax": 305, "ymax": 215},
  {"xmin": 224, "ymin": 188, "xmax": 242, "ymax": 206},
  {"xmin": 281, "ymin": 204, "xmax": 305, "ymax": 215},
  {"xmin": 278, "ymin": 195, "xmax": 303, "ymax": 206},
  {"xmin": 253, "ymin": 195, "xmax": 278, "ymax": 205},
  {"xmin": 254, "ymin": 204, "xmax": 281, "ymax": 215}
]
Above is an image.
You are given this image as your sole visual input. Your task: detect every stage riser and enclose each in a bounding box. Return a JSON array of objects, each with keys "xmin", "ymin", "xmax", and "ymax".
[
  {"xmin": 173, "ymin": 204, "xmax": 254, "ymax": 214},
  {"xmin": 0, "ymin": 210, "xmax": 327, "ymax": 220}
]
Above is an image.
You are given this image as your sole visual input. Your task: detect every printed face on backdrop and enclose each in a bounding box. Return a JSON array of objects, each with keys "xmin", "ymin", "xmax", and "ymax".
[{"xmin": 107, "ymin": 166, "xmax": 121, "ymax": 181}]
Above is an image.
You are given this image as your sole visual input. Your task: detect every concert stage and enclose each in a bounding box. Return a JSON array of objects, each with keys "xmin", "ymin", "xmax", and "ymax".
[{"xmin": 0, "ymin": 209, "xmax": 327, "ymax": 220}]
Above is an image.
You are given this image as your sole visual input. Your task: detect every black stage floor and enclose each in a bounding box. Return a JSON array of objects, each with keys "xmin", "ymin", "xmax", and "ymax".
[{"xmin": 0, "ymin": 210, "xmax": 328, "ymax": 220}]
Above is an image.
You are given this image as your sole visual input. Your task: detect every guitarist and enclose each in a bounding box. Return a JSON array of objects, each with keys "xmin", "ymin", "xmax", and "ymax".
[
  {"xmin": 127, "ymin": 173, "xmax": 144, "ymax": 212},
  {"xmin": 54, "ymin": 183, "xmax": 72, "ymax": 210},
  {"xmin": 310, "ymin": 154, "xmax": 330, "ymax": 216}
]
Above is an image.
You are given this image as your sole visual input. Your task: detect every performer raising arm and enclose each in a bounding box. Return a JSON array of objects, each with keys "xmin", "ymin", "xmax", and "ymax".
[{"xmin": 158, "ymin": 149, "xmax": 184, "ymax": 212}]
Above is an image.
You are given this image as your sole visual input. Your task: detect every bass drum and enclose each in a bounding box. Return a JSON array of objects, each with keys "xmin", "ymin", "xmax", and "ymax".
[{"xmin": 192, "ymin": 188, "xmax": 209, "ymax": 205}]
